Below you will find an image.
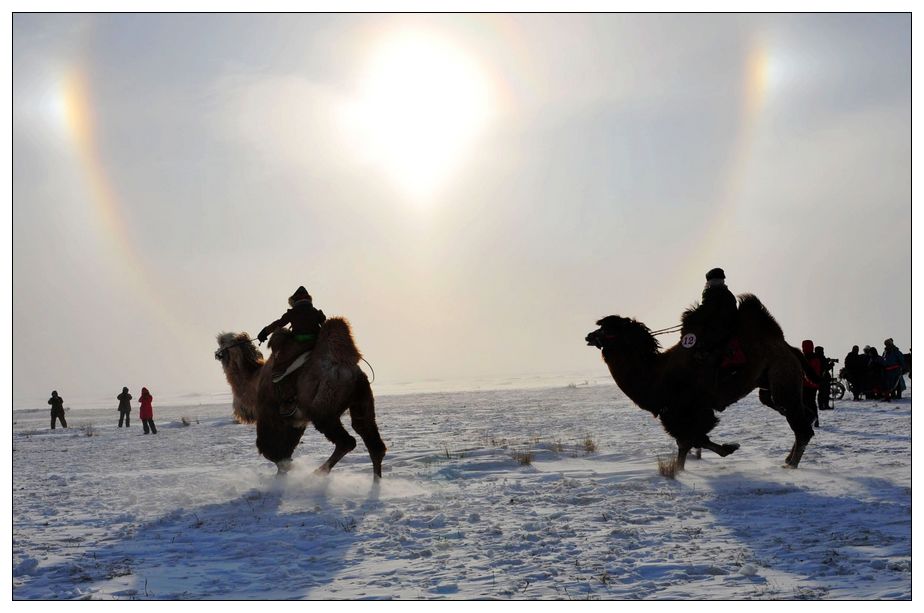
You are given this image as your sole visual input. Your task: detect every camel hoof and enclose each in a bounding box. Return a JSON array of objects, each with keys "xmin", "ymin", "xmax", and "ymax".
[{"xmin": 276, "ymin": 458, "xmax": 293, "ymax": 476}]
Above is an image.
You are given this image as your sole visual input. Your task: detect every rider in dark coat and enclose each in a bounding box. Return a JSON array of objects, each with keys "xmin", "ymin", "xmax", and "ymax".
[
  {"xmin": 698, "ymin": 268, "xmax": 738, "ymax": 351},
  {"xmin": 117, "ymin": 387, "xmax": 132, "ymax": 428},
  {"xmin": 258, "ymin": 286, "xmax": 327, "ymax": 413},
  {"xmin": 48, "ymin": 391, "xmax": 67, "ymax": 430}
]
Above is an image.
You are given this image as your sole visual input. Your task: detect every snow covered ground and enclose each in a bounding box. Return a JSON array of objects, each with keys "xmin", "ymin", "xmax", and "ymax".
[{"xmin": 12, "ymin": 381, "xmax": 911, "ymax": 600}]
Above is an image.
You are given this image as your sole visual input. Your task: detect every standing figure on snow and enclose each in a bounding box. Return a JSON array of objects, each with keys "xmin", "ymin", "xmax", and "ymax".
[
  {"xmin": 257, "ymin": 285, "xmax": 327, "ymax": 414},
  {"xmin": 801, "ymin": 340, "xmax": 822, "ymax": 427},
  {"xmin": 844, "ymin": 345, "xmax": 864, "ymax": 400},
  {"xmin": 117, "ymin": 387, "xmax": 132, "ymax": 428},
  {"xmin": 814, "ymin": 346, "xmax": 831, "ymax": 411},
  {"xmin": 864, "ymin": 346, "xmax": 886, "ymax": 399},
  {"xmin": 48, "ymin": 390, "xmax": 67, "ymax": 430},
  {"xmin": 139, "ymin": 387, "xmax": 157, "ymax": 434},
  {"xmin": 882, "ymin": 338, "xmax": 907, "ymax": 400}
]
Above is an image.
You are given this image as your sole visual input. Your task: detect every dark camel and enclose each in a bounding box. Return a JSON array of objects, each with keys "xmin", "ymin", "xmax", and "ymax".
[{"xmin": 586, "ymin": 294, "xmax": 816, "ymax": 469}]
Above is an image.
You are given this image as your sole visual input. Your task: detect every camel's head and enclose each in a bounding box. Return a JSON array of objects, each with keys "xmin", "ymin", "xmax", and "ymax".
[
  {"xmin": 215, "ymin": 332, "xmax": 264, "ymax": 368},
  {"xmin": 586, "ymin": 316, "xmax": 660, "ymax": 354},
  {"xmin": 587, "ymin": 316, "xmax": 626, "ymax": 348}
]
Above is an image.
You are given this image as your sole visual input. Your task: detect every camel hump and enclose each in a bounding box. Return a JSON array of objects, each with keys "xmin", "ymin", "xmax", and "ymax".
[
  {"xmin": 317, "ymin": 317, "xmax": 362, "ymax": 365},
  {"xmin": 735, "ymin": 294, "xmax": 784, "ymax": 339}
]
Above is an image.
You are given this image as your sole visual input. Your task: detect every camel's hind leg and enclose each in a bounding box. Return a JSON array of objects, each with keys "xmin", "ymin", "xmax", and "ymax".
[
  {"xmin": 349, "ymin": 373, "xmax": 386, "ymax": 479},
  {"xmin": 768, "ymin": 377, "xmax": 815, "ymax": 468},
  {"xmin": 783, "ymin": 408, "xmax": 814, "ymax": 468},
  {"xmin": 313, "ymin": 418, "xmax": 356, "ymax": 475},
  {"xmin": 676, "ymin": 440, "xmax": 693, "ymax": 470}
]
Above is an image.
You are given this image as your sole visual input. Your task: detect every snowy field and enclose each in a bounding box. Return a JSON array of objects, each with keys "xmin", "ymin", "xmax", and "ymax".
[{"xmin": 12, "ymin": 382, "xmax": 911, "ymax": 600}]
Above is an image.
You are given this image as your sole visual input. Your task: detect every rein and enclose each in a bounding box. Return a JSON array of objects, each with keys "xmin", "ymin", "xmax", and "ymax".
[
  {"xmin": 215, "ymin": 336, "xmax": 258, "ymax": 359},
  {"xmin": 649, "ymin": 324, "xmax": 683, "ymax": 337}
]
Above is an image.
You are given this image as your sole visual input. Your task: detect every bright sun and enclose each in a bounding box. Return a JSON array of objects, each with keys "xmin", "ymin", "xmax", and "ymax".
[{"xmin": 342, "ymin": 29, "xmax": 495, "ymax": 204}]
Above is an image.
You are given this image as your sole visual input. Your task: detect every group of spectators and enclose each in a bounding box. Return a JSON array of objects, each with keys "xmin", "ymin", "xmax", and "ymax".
[
  {"xmin": 799, "ymin": 338, "xmax": 908, "ymax": 427},
  {"xmin": 116, "ymin": 387, "xmax": 158, "ymax": 434},
  {"xmin": 47, "ymin": 387, "xmax": 158, "ymax": 434},
  {"xmin": 841, "ymin": 340, "xmax": 909, "ymax": 401}
]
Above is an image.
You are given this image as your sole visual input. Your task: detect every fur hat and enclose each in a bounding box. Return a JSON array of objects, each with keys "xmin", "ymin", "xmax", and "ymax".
[
  {"xmin": 289, "ymin": 286, "xmax": 312, "ymax": 307},
  {"xmin": 705, "ymin": 268, "xmax": 726, "ymax": 281}
]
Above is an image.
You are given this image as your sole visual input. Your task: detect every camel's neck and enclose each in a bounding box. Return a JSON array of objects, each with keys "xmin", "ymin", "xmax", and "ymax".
[
  {"xmin": 223, "ymin": 358, "xmax": 262, "ymax": 405},
  {"xmin": 602, "ymin": 347, "xmax": 662, "ymax": 415}
]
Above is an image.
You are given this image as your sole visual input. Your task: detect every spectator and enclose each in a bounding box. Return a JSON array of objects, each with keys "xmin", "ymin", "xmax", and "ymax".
[
  {"xmin": 117, "ymin": 387, "xmax": 132, "ymax": 428},
  {"xmin": 865, "ymin": 346, "xmax": 886, "ymax": 400},
  {"xmin": 48, "ymin": 390, "xmax": 67, "ymax": 430},
  {"xmin": 139, "ymin": 387, "xmax": 158, "ymax": 434},
  {"xmin": 882, "ymin": 338, "xmax": 907, "ymax": 400},
  {"xmin": 802, "ymin": 340, "xmax": 822, "ymax": 427},
  {"xmin": 844, "ymin": 346, "xmax": 864, "ymax": 400},
  {"xmin": 815, "ymin": 346, "xmax": 832, "ymax": 411}
]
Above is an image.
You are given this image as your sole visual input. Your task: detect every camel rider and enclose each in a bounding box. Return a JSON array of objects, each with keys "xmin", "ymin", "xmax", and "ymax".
[
  {"xmin": 257, "ymin": 286, "xmax": 327, "ymax": 413},
  {"xmin": 694, "ymin": 268, "xmax": 740, "ymax": 367}
]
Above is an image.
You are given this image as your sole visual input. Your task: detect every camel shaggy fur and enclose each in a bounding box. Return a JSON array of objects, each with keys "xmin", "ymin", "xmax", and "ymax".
[{"xmin": 216, "ymin": 317, "xmax": 386, "ymax": 478}]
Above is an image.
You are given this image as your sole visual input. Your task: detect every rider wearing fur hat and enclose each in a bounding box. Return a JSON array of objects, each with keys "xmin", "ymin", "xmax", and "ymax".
[
  {"xmin": 258, "ymin": 286, "xmax": 327, "ymax": 413},
  {"xmin": 258, "ymin": 286, "xmax": 326, "ymax": 345}
]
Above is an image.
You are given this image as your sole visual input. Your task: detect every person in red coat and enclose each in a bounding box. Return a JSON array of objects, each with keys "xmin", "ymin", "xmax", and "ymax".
[
  {"xmin": 802, "ymin": 340, "xmax": 822, "ymax": 428},
  {"xmin": 139, "ymin": 387, "xmax": 158, "ymax": 434}
]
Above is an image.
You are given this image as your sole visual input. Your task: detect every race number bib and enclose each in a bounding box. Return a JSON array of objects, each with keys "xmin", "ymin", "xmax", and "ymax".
[{"xmin": 681, "ymin": 333, "xmax": 697, "ymax": 348}]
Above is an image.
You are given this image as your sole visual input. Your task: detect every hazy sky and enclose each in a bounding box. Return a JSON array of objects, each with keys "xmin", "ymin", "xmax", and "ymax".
[{"xmin": 12, "ymin": 13, "xmax": 911, "ymax": 408}]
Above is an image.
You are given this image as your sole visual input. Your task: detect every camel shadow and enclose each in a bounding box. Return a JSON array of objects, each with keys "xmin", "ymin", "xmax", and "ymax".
[
  {"xmin": 18, "ymin": 472, "xmax": 385, "ymax": 600},
  {"xmin": 698, "ymin": 472, "xmax": 911, "ymax": 598}
]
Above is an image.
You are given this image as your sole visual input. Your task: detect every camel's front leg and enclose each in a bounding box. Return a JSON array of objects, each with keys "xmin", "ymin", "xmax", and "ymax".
[
  {"xmin": 697, "ymin": 436, "xmax": 740, "ymax": 457},
  {"xmin": 676, "ymin": 440, "xmax": 693, "ymax": 470},
  {"xmin": 256, "ymin": 416, "xmax": 306, "ymax": 466}
]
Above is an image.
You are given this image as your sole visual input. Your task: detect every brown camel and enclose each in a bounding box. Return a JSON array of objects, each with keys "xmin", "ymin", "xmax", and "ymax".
[
  {"xmin": 215, "ymin": 317, "xmax": 386, "ymax": 478},
  {"xmin": 585, "ymin": 294, "xmax": 816, "ymax": 469}
]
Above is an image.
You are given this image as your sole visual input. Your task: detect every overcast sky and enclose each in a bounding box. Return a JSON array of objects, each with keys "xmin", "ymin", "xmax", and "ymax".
[{"xmin": 12, "ymin": 13, "xmax": 910, "ymax": 408}]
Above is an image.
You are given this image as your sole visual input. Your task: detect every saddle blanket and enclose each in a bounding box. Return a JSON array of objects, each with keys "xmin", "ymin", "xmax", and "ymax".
[{"xmin": 272, "ymin": 351, "xmax": 312, "ymax": 383}]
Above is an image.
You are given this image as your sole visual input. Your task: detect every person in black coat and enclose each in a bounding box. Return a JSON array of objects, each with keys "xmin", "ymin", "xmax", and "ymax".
[
  {"xmin": 864, "ymin": 346, "xmax": 886, "ymax": 399},
  {"xmin": 844, "ymin": 346, "xmax": 864, "ymax": 400},
  {"xmin": 48, "ymin": 391, "xmax": 67, "ymax": 430},
  {"xmin": 696, "ymin": 268, "xmax": 739, "ymax": 359},
  {"xmin": 815, "ymin": 346, "xmax": 832, "ymax": 411},
  {"xmin": 117, "ymin": 387, "xmax": 132, "ymax": 427},
  {"xmin": 257, "ymin": 286, "xmax": 327, "ymax": 414}
]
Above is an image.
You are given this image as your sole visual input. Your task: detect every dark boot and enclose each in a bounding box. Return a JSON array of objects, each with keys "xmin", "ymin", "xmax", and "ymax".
[{"xmin": 274, "ymin": 378, "xmax": 298, "ymax": 417}]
